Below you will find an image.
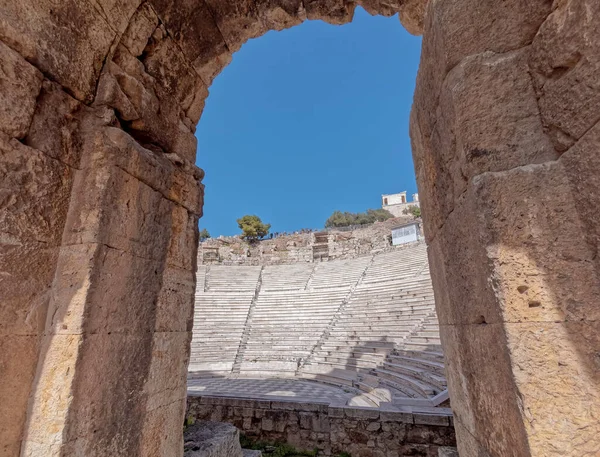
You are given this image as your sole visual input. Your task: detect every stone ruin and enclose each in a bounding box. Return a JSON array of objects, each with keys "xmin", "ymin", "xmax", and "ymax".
[
  {"xmin": 198, "ymin": 217, "xmax": 416, "ymax": 265},
  {"xmin": 1, "ymin": 0, "xmax": 599, "ymax": 456}
]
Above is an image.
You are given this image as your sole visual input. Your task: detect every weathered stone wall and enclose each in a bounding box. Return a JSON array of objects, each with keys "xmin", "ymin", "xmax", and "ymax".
[
  {"xmin": 187, "ymin": 396, "xmax": 456, "ymax": 457},
  {"xmin": 1, "ymin": 0, "xmax": 599, "ymax": 456},
  {"xmin": 0, "ymin": 2, "xmax": 426, "ymax": 455},
  {"xmin": 411, "ymin": 0, "xmax": 600, "ymax": 456},
  {"xmin": 198, "ymin": 217, "xmax": 417, "ymax": 265},
  {"xmin": 0, "ymin": 2, "xmax": 205, "ymax": 455}
]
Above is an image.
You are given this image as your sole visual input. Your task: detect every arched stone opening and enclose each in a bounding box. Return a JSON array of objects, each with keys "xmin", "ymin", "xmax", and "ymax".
[{"xmin": 0, "ymin": 0, "xmax": 599, "ymax": 456}]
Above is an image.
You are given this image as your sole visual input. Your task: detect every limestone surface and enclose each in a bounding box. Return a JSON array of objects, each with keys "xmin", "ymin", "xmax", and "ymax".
[
  {"xmin": 0, "ymin": 0, "xmax": 598, "ymax": 456},
  {"xmin": 184, "ymin": 421, "xmax": 243, "ymax": 457}
]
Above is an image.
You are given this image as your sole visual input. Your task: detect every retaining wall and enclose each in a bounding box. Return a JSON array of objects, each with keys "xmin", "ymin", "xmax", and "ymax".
[{"xmin": 186, "ymin": 396, "xmax": 456, "ymax": 457}]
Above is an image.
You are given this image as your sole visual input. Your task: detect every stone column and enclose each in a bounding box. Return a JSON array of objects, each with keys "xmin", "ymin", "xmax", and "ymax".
[
  {"xmin": 412, "ymin": 1, "xmax": 600, "ymax": 456},
  {"xmin": 20, "ymin": 121, "xmax": 203, "ymax": 456},
  {"xmin": 0, "ymin": 45, "xmax": 69, "ymax": 457},
  {"xmin": 0, "ymin": 1, "xmax": 206, "ymax": 455}
]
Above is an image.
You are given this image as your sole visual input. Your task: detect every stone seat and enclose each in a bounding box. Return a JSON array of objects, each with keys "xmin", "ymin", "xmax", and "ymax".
[
  {"xmin": 372, "ymin": 368, "xmax": 439, "ymax": 397},
  {"xmin": 299, "ymin": 368, "xmax": 358, "ymax": 387},
  {"xmin": 408, "ymin": 336, "xmax": 442, "ymax": 346},
  {"xmin": 394, "ymin": 349, "xmax": 444, "ymax": 362},
  {"xmin": 320, "ymin": 343, "xmax": 395, "ymax": 354},
  {"xmin": 402, "ymin": 341, "xmax": 444, "ymax": 351},
  {"xmin": 387, "ymin": 354, "xmax": 445, "ymax": 376},
  {"xmin": 305, "ymin": 357, "xmax": 382, "ymax": 372},
  {"xmin": 370, "ymin": 370, "xmax": 432, "ymax": 398},
  {"xmin": 381, "ymin": 361, "xmax": 446, "ymax": 390},
  {"xmin": 252, "ymin": 305, "xmax": 341, "ymax": 314}
]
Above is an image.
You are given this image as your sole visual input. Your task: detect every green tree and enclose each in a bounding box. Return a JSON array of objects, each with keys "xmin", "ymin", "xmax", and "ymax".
[
  {"xmin": 402, "ymin": 205, "xmax": 421, "ymax": 219},
  {"xmin": 237, "ymin": 215, "xmax": 271, "ymax": 241},
  {"xmin": 324, "ymin": 208, "xmax": 394, "ymax": 228},
  {"xmin": 199, "ymin": 228, "xmax": 211, "ymax": 241}
]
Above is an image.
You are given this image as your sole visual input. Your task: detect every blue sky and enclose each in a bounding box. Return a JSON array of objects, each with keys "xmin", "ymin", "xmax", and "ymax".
[{"xmin": 196, "ymin": 8, "xmax": 422, "ymax": 237}]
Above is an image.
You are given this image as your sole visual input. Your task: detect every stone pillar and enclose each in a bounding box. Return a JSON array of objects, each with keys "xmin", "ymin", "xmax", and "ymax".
[
  {"xmin": 19, "ymin": 122, "xmax": 203, "ymax": 456},
  {"xmin": 0, "ymin": 45, "xmax": 68, "ymax": 457},
  {"xmin": 0, "ymin": 1, "xmax": 206, "ymax": 455},
  {"xmin": 412, "ymin": 1, "xmax": 600, "ymax": 456}
]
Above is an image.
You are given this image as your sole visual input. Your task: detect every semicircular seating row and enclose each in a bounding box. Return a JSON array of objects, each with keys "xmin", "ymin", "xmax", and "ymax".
[{"xmin": 190, "ymin": 242, "xmax": 446, "ymax": 407}]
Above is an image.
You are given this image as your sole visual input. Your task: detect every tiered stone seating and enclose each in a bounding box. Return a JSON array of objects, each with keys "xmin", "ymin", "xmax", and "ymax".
[
  {"xmin": 205, "ymin": 265, "xmax": 261, "ymax": 291},
  {"xmin": 260, "ymin": 263, "xmax": 314, "ymax": 291},
  {"xmin": 239, "ymin": 287, "xmax": 349, "ymax": 375},
  {"xmin": 309, "ymin": 256, "xmax": 372, "ymax": 289},
  {"xmin": 189, "ymin": 265, "xmax": 258, "ymax": 373},
  {"xmin": 299, "ymin": 244, "xmax": 440, "ymax": 401},
  {"xmin": 190, "ymin": 242, "xmax": 447, "ymax": 407}
]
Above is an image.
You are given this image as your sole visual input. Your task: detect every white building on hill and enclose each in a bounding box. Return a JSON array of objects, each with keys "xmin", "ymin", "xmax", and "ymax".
[{"xmin": 381, "ymin": 191, "xmax": 420, "ymax": 217}]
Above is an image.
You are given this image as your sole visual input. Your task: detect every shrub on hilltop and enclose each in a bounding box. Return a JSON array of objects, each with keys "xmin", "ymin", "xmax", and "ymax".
[
  {"xmin": 402, "ymin": 205, "xmax": 421, "ymax": 219},
  {"xmin": 325, "ymin": 208, "xmax": 394, "ymax": 228},
  {"xmin": 237, "ymin": 215, "xmax": 271, "ymax": 241},
  {"xmin": 199, "ymin": 228, "xmax": 211, "ymax": 241}
]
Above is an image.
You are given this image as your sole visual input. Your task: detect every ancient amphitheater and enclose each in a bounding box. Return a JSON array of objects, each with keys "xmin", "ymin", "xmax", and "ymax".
[
  {"xmin": 189, "ymin": 242, "xmax": 446, "ymax": 409},
  {"xmin": 187, "ymin": 234, "xmax": 457, "ymax": 455},
  {"xmin": 1, "ymin": 0, "xmax": 599, "ymax": 456}
]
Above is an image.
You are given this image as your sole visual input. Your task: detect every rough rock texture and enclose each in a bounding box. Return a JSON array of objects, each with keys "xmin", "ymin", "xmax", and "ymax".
[
  {"xmin": 412, "ymin": 0, "xmax": 600, "ymax": 456},
  {"xmin": 187, "ymin": 396, "xmax": 456, "ymax": 457},
  {"xmin": 1, "ymin": 0, "xmax": 598, "ymax": 456},
  {"xmin": 198, "ymin": 216, "xmax": 416, "ymax": 265},
  {"xmin": 184, "ymin": 421, "xmax": 243, "ymax": 457}
]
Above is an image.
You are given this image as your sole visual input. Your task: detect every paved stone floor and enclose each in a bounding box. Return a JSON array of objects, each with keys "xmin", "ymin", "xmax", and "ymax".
[{"xmin": 187, "ymin": 377, "xmax": 374, "ymax": 406}]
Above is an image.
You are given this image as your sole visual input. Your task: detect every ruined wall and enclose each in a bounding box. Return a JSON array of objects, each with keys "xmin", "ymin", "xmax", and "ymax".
[
  {"xmin": 0, "ymin": 1, "xmax": 427, "ymax": 455},
  {"xmin": 0, "ymin": 2, "xmax": 205, "ymax": 455},
  {"xmin": 411, "ymin": 0, "xmax": 600, "ymax": 456},
  {"xmin": 1, "ymin": 0, "xmax": 599, "ymax": 456},
  {"xmin": 198, "ymin": 217, "xmax": 416, "ymax": 265},
  {"xmin": 187, "ymin": 396, "xmax": 456, "ymax": 457}
]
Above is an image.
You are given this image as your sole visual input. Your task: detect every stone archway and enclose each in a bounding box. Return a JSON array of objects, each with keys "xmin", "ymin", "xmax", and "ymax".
[{"xmin": 0, "ymin": 0, "xmax": 598, "ymax": 456}]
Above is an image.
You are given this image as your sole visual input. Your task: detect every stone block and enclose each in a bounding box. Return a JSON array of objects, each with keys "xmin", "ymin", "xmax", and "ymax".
[
  {"xmin": 299, "ymin": 412, "xmax": 312, "ymax": 430},
  {"xmin": 108, "ymin": 45, "xmax": 199, "ymax": 161},
  {"xmin": 328, "ymin": 406, "xmax": 345, "ymax": 418},
  {"xmin": 46, "ymin": 243, "xmax": 164, "ymax": 335},
  {"xmin": 120, "ymin": 2, "xmax": 160, "ymax": 57},
  {"xmin": 560, "ymin": 122, "xmax": 600, "ymax": 268},
  {"xmin": 529, "ymin": 0, "xmax": 600, "ymax": 151},
  {"xmin": 441, "ymin": 49, "xmax": 556, "ymax": 179},
  {"xmin": 504, "ymin": 320, "xmax": 600, "ymax": 456},
  {"xmin": 0, "ymin": 0, "xmax": 117, "ymax": 102},
  {"xmin": 0, "ymin": 133, "xmax": 73, "ymax": 245},
  {"xmin": 379, "ymin": 410, "xmax": 413, "ymax": 424},
  {"xmin": 472, "ymin": 161, "xmax": 600, "ymax": 324},
  {"xmin": 425, "ymin": 0, "xmax": 551, "ymax": 73},
  {"xmin": 142, "ymin": 33, "xmax": 209, "ymax": 125},
  {"xmin": 412, "ymin": 414, "xmax": 450, "ymax": 427},
  {"xmin": 25, "ymin": 81, "xmax": 85, "ymax": 168},
  {"xmin": 261, "ymin": 418, "xmax": 274, "ymax": 432},
  {"xmin": 143, "ymin": 331, "xmax": 190, "ymax": 409},
  {"xmin": 439, "ymin": 323, "xmax": 529, "ymax": 457},
  {"xmin": 148, "ymin": 0, "xmax": 231, "ymax": 86},
  {"xmin": 254, "ymin": 0, "xmax": 305, "ymax": 32},
  {"xmin": 87, "ymin": 0, "xmax": 142, "ymax": 35},
  {"xmin": 140, "ymin": 396, "xmax": 187, "ymax": 456},
  {"xmin": 304, "ymin": 0, "xmax": 356, "ymax": 25},
  {"xmin": 0, "ymin": 244, "xmax": 56, "ymax": 336},
  {"xmin": 155, "ymin": 265, "xmax": 196, "ymax": 332},
  {"xmin": 344, "ymin": 407, "xmax": 380, "ymax": 421},
  {"xmin": 0, "ymin": 40, "xmax": 42, "ymax": 139},
  {"xmin": 426, "ymin": 192, "xmax": 502, "ymax": 326},
  {"xmin": 204, "ymin": 0, "xmax": 266, "ymax": 52},
  {"xmin": 0, "ymin": 335, "xmax": 39, "ymax": 456},
  {"xmin": 365, "ymin": 422, "xmax": 380, "ymax": 432},
  {"xmin": 184, "ymin": 420, "xmax": 243, "ymax": 457}
]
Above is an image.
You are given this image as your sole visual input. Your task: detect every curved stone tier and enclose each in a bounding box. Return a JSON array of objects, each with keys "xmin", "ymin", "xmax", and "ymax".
[{"xmin": 190, "ymin": 242, "xmax": 446, "ymax": 408}]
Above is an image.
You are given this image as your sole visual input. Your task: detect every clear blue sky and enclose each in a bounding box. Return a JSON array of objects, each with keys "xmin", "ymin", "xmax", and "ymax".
[{"xmin": 196, "ymin": 8, "xmax": 422, "ymax": 237}]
